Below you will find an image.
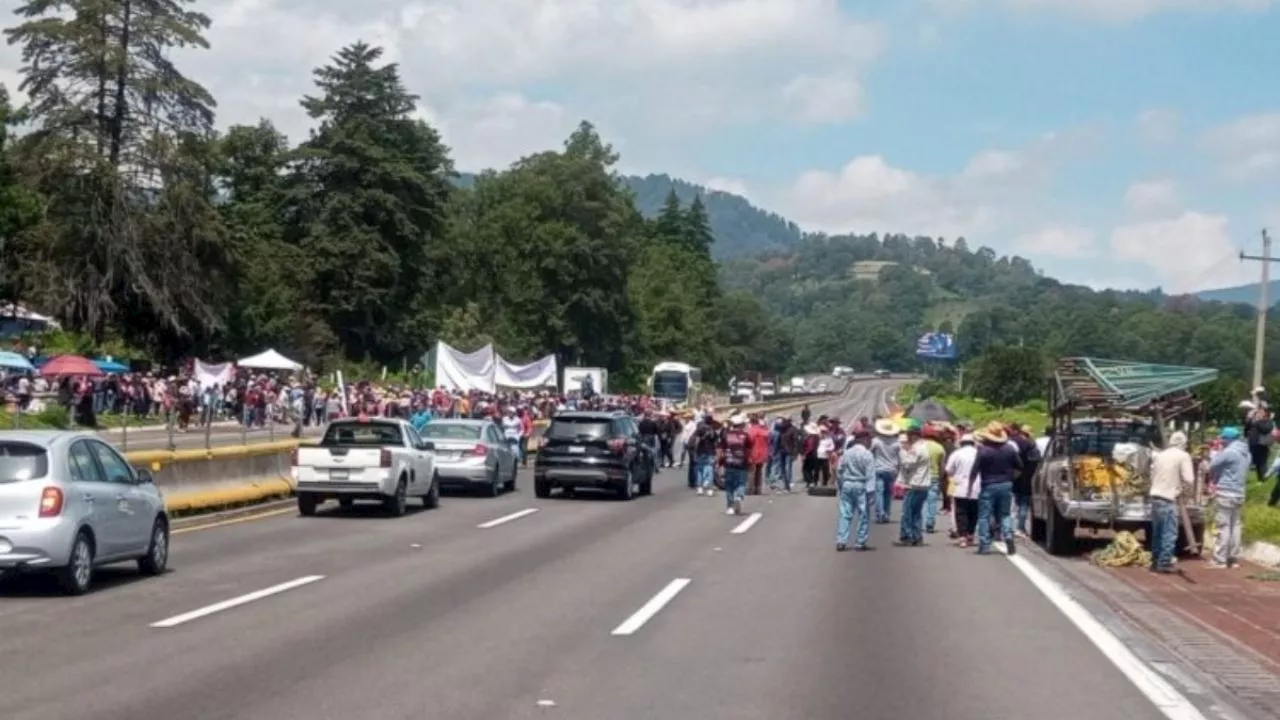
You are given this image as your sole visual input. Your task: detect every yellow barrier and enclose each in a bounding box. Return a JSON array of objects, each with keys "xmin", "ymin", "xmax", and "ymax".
[{"xmin": 164, "ymin": 476, "xmax": 294, "ymax": 513}]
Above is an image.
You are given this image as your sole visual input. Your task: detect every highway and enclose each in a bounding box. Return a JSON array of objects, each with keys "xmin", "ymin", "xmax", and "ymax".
[{"xmin": 0, "ymin": 378, "xmax": 1178, "ymax": 720}]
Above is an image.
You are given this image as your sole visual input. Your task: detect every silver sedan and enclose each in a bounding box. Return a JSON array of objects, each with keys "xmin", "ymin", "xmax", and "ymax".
[
  {"xmin": 0, "ymin": 431, "xmax": 170, "ymax": 595},
  {"xmin": 421, "ymin": 420, "xmax": 519, "ymax": 497}
]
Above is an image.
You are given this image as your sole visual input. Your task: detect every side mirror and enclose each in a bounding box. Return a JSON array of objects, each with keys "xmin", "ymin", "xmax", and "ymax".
[
  {"xmin": 134, "ymin": 468, "xmax": 155, "ymax": 485},
  {"xmin": 420, "ymin": 441, "xmax": 435, "ymax": 451}
]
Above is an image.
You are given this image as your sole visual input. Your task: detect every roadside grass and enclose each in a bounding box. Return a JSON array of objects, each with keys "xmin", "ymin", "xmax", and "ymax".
[
  {"xmin": 899, "ymin": 385, "xmax": 1049, "ymax": 431},
  {"xmin": 0, "ymin": 408, "xmax": 169, "ymax": 431},
  {"xmin": 1245, "ymin": 476, "xmax": 1280, "ymax": 545}
]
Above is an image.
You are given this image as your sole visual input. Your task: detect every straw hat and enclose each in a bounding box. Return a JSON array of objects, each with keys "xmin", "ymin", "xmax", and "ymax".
[
  {"xmin": 874, "ymin": 418, "xmax": 898, "ymax": 436},
  {"xmin": 804, "ymin": 422, "xmax": 820, "ymax": 435},
  {"xmin": 729, "ymin": 413, "xmax": 747, "ymax": 426},
  {"xmin": 976, "ymin": 421, "xmax": 1008, "ymax": 443}
]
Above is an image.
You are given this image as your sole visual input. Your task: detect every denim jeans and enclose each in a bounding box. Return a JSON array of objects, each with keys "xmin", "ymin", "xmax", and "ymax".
[
  {"xmin": 976, "ymin": 480, "xmax": 1014, "ymax": 552},
  {"xmin": 1015, "ymin": 494, "xmax": 1031, "ymax": 534},
  {"xmin": 1149, "ymin": 498, "xmax": 1178, "ymax": 570},
  {"xmin": 875, "ymin": 470, "xmax": 895, "ymax": 522},
  {"xmin": 507, "ymin": 437, "xmax": 523, "ymax": 465},
  {"xmin": 771, "ymin": 453, "xmax": 793, "ymax": 490},
  {"xmin": 723, "ymin": 467, "xmax": 747, "ymax": 508},
  {"xmin": 696, "ymin": 456, "xmax": 715, "ymax": 490},
  {"xmin": 925, "ymin": 479, "xmax": 940, "ymax": 531},
  {"xmin": 900, "ymin": 487, "xmax": 928, "ymax": 542},
  {"xmin": 837, "ymin": 480, "xmax": 871, "ymax": 547}
]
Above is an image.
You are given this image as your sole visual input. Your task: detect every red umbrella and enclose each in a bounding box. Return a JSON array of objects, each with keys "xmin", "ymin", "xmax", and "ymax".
[{"xmin": 40, "ymin": 355, "xmax": 104, "ymax": 377}]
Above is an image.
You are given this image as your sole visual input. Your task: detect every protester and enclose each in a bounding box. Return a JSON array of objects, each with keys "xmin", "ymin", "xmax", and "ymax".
[
  {"xmin": 945, "ymin": 433, "xmax": 980, "ymax": 548},
  {"xmin": 871, "ymin": 419, "xmax": 900, "ymax": 523},
  {"xmin": 835, "ymin": 428, "xmax": 876, "ymax": 551},
  {"xmin": 1149, "ymin": 430, "xmax": 1194, "ymax": 573},
  {"xmin": 896, "ymin": 420, "xmax": 932, "ymax": 546},
  {"xmin": 971, "ymin": 421, "xmax": 1022, "ymax": 555},
  {"xmin": 1208, "ymin": 426, "xmax": 1250, "ymax": 569},
  {"xmin": 719, "ymin": 413, "xmax": 752, "ymax": 515}
]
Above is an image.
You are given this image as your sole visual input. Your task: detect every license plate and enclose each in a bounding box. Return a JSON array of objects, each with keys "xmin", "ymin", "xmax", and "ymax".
[
  {"xmin": 330, "ymin": 469, "xmax": 349, "ymax": 480},
  {"xmin": 440, "ymin": 452, "xmax": 459, "ymax": 460},
  {"xmin": 568, "ymin": 446, "xmax": 586, "ymax": 454}
]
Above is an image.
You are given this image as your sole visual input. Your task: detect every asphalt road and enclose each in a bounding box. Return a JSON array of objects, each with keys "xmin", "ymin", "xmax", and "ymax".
[{"xmin": 0, "ymin": 378, "xmax": 1170, "ymax": 720}]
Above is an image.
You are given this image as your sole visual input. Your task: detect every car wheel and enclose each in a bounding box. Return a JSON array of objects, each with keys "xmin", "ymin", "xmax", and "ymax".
[
  {"xmin": 617, "ymin": 468, "xmax": 635, "ymax": 501},
  {"xmin": 486, "ymin": 466, "xmax": 501, "ymax": 497},
  {"xmin": 297, "ymin": 492, "xmax": 318, "ymax": 516},
  {"xmin": 57, "ymin": 531, "xmax": 94, "ymax": 596},
  {"xmin": 138, "ymin": 518, "xmax": 169, "ymax": 576},
  {"xmin": 385, "ymin": 477, "xmax": 409, "ymax": 516},
  {"xmin": 535, "ymin": 478, "xmax": 551, "ymax": 498},
  {"xmin": 422, "ymin": 473, "xmax": 440, "ymax": 509}
]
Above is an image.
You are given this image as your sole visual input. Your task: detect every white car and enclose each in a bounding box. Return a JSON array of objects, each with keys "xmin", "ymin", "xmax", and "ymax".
[{"xmin": 292, "ymin": 418, "xmax": 439, "ymax": 517}]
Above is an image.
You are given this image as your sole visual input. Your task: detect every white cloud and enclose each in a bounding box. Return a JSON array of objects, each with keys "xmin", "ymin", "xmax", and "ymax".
[
  {"xmin": 0, "ymin": 0, "xmax": 885, "ymax": 171},
  {"xmin": 1111, "ymin": 212, "xmax": 1252, "ymax": 293},
  {"xmin": 782, "ymin": 73, "xmax": 865, "ymax": 123},
  {"xmin": 1123, "ymin": 178, "xmax": 1179, "ymax": 217},
  {"xmin": 1203, "ymin": 112, "xmax": 1280, "ymax": 183},
  {"xmin": 1013, "ymin": 227, "xmax": 1097, "ymax": 258},
  {"xmin": 941, "ymin": 0, "xmax": 1278, "ymax": 22},
  {"xmin": 779, "ymin": 129, "xmax": 1094, "ymax": 239},
  {"xmin": 1135, "ymin": 109, "xmax": 1179, "ymax": 144}
]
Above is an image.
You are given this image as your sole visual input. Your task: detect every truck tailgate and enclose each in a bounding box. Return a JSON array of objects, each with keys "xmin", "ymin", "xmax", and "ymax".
[{"xmin": 296, "ymin": 446, "xmax": 387, "ymax": 483}]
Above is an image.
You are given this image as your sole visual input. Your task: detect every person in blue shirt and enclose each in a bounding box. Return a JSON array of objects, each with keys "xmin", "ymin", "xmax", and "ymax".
[
  {"xmin": 409, "ymin": 405, "xmax": 433, "ymax": 432},
  {"xmin": 1209, "ymin": 426, "xmax": 1250, "ymax": 568},
  {"xmin": 835, "ymin": 428, "xmax": 876, "ymax": 551}
]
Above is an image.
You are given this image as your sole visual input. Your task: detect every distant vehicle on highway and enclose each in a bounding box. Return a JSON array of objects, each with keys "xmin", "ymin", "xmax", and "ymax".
[
  {"xmin": 292, "ymin": 417, "xmax": 439, "ymax": 517},
  {"xmin": 0, "ymin": 431, "xmax": 170, "ymax": 595},
  {"xmin": 534, "ymin": 411, "xmax": 654, "ymax": 500},
  {"xmin": 815, "ymin": 382, "xmax": 829, "ymax": 392},
  {"xmin": 832, "ymin": 365, "xmax": 854, "ymax": 377},
  {"xmin": 649, "ymin": 361, "xmax": 702, "ymax": 405},
  {"xmin": 874, "ymin": 369, "xmax": 890, "ymax": 378},
  {"xmin": 421, "ymin": 419, "xmax": 518, "ymax": 497}
]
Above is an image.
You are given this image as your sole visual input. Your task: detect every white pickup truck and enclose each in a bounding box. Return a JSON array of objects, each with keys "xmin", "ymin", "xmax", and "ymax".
[{"xmin": 292, "ymin": 417, "xmax": 439, "ymax": 517}]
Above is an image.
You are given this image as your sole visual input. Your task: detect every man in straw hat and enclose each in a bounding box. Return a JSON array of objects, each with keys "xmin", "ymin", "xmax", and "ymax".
[
  {"xmin": 835, "ymin": 426, "xmax": 876, "ymax": 551},
  {"xmin": 970, "ymin": 421, "xmax": 1022, "ymax": 555},
  {"xmin": 870, "ymin": 418, "xmax": 900, "ymax": 523},
  {"xmin": 895, "ymin": 419, "xmax": 932, "ymax": 546}
]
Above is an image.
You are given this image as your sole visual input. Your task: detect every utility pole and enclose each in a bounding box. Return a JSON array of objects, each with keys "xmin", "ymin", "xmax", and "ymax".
[{"xmin": 1240, "ymin": 229, "xmax": 1274, "ymax": 390}]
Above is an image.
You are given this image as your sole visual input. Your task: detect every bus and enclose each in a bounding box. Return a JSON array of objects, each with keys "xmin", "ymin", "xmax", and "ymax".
[{"xmin": 649, "ymin": 362, "xmax": 702, "ymax": 406}]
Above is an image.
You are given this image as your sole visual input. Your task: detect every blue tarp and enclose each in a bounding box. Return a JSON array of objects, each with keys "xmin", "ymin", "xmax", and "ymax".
[
  {"xmin": 0, "ymin": 351, "xmax": 34, "ymax": 371},
  {"xmin": 93, "ymin": 358, "xmax": 129, "ymax": 373}
]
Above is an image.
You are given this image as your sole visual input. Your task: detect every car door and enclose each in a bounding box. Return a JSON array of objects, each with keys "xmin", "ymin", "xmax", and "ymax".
[
  {"xmin": 65, "ymin": 440, "xmax": 128, "ymax": 559},
  {"xmin": 86, "ymin": 440, "xmax": 151, "ymax": 557},
  {"xmin": 486, "ymin": 425, "xmax": 511, "ymax": 475},
  {"xmin": 403, "ymin": 425, "xmax": 427, "ymax": 490}
]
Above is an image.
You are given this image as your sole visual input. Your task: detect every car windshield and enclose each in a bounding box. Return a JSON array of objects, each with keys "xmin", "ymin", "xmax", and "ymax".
[
  {"xmin": 547, "ymin": 417, "xmax": 611, "ymax": 440},
  {"xmin": 0, "ymin": 442, "xmax": 49, "ymax": 483},
  {"xmin": 422, "ymin": 424, "xmax": 482, "ymax": 440},
  {"xmin": 321, "ymin": 421, "xmax": 404, "ymax": 446}
]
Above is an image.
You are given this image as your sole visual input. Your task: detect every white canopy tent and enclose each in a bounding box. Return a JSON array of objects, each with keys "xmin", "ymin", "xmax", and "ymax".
[{"xmin": 237, "ymin": 348, "xmax": 303, "ymax": 371}]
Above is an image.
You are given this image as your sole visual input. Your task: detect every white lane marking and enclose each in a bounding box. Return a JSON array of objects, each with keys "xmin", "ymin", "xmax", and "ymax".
[
  {"xmin": 1004, "ymin": 554, "xmax": 1206, "ymax": 720},
  {"xmin": 611, "ymin": 578, "xmax": 692, "ymax": 636},
  {"xmin": 150, "ymin": 575, "xmax": 326, "ymax": 628},
  {"xmin": 477, "ymin": 507, "xmax": 539, "ymax": 529},
  {"xmin": 730, "ymin": 512, "xmax": 763, "ymax": 534}
]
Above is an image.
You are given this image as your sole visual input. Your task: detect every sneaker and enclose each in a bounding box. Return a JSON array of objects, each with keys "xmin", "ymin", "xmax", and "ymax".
[
  {"xmin": 696, "ymin": 488, "xmax": 705, "ymax": 496},
  {"xmin": 706, "ymin": 489, "xmax": 715, "ymax": 497},
  {"xmin": 732, "ymin": 498, "xmax": 743, "ymax": 515},
  {"xmin": 724, "ymin": 507, "xmax": 735, "ymax": 516},
  {"xmin": 1205, "ymin": 561, "xmax": 1227, "ymax": 569},
  {"xmin": 836, "ymin": 543, "xmax": 848, "ymax": 552}
]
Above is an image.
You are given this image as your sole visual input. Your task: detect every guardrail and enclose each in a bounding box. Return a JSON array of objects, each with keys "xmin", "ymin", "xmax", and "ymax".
[{"xmin": 135, "ymin": 377, "xmax": 883, "ymax": 515}]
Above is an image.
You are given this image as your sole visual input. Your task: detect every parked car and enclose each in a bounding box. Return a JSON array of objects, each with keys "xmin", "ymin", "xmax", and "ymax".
[
  {"xmin": 534, "ymin": 411, "xmax": 655, "ymax": 500},
  {"xmin": 0, "ymin": 431, "xmax": 170, "ymax": 595},
  {"xmin": 292, "ymin": 417, "xmax": 439, "ymax": 516},
  {"xmin": 421, "ymin": 419, "xmax": 518, "ymax": 496}
]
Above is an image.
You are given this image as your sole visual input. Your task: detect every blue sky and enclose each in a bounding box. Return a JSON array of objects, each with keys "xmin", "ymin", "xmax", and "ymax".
[{"xmin": 2, "ymin": 0, "xmax": 1277, "ymax": 293}]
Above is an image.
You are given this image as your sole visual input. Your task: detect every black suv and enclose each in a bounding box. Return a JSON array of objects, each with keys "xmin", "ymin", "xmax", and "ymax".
[{"xmin": 534, "ymin": 411, "xmax": 655, "ymax": 500}]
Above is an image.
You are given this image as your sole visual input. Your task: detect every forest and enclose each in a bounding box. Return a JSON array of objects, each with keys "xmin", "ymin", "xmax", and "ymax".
[{"xmin": 0, "ymin": 0, "xmax": 1269, "ymax": 394}]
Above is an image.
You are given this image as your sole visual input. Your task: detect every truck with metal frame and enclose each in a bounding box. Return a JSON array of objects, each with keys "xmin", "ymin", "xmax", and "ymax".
[{"xmin": 1031, "ymin": 357, "xmax": 1217, "ymax": 556}]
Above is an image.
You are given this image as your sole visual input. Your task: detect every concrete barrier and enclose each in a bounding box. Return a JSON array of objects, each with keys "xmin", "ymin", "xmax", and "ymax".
[{"xmin": 133, "ymin": 380, "xmax": 871, "ymax": 515}]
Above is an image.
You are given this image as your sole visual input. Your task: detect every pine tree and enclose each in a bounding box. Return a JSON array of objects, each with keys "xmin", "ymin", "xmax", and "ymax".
[{"xmin": 684, "ymin": 194, "xmax": 715, "ymax": 256}]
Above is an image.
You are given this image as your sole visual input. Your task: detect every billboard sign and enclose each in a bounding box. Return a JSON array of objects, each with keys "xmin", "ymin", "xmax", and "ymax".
[{"xmin": 916, "ymin": 332, "xmax": 957, "ymax": 360}]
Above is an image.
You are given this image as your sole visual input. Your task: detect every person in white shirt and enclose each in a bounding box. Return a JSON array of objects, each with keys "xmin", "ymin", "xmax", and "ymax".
[
  {"xmin": 945, "ymin": 434, "xmax": 980, "ymax": 547},
  {"xmin": 1149, "ymin": 431, "xmax": 1194, "ymax": 573}
]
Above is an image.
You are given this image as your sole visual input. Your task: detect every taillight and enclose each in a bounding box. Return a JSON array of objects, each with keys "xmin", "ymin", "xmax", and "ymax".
[
  {"xmin": 289, "ymin": 448, "xmax": 299, "ymax": 466},
  {"xmin": 380, "ymin": 449, "xmax": 392, "ymax": 467},
  {"xmin": 469, "ymin": 444, "xmax": 488, "ymax": 457},
  {"xmin": 607, "ymin": 438, "xmax": 626, "ymax": 455},
  {"xmin": 39, "ymin": 487, "xmax": 63, "ymax": 517}
]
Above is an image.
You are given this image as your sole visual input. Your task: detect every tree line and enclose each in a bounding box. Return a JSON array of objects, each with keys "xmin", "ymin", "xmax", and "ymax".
[{"xmin": 0, "ymin": 1, "xmax": 783, "ymax": 388}]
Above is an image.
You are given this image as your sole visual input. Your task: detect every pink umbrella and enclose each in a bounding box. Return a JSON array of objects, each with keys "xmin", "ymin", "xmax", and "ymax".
[{"xmin": 40, "ymin": 355, "xmax": 105, "ymax": 377}]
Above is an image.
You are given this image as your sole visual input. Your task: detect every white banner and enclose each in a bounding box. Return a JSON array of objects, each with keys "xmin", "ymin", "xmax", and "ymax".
[
  {"xmin": 195, "ymin": 360, "xmax": 233, "ymax": 391},
  {"xmin": 495, "ymin": 353, "xmax": 558, "ymax": 389},
  {"xmin": 433, "ymin": 341, "xmax": 496, "ymax": 392}
]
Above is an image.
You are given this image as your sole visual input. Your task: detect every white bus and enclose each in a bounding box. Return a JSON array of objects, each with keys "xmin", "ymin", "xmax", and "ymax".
[{"xmin": 649, "ymin": 362, "xmax": 703, "ymax": 405}]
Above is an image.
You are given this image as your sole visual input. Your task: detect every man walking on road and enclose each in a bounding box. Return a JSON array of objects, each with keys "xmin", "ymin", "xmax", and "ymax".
[
  {"xmin": 896, "ymin": 421, "xmax": 932, "ymax": 546},
  {"xmin": 871, "ymin": 419, "xmax": 900, "ymax": 523},
  {"xmin": 836, "ymin": 427, "xmax": 875, "ymax": 551},
  {"xmin": 719, "ymin": 414, "xmax": 752, "ymax": 515}
]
